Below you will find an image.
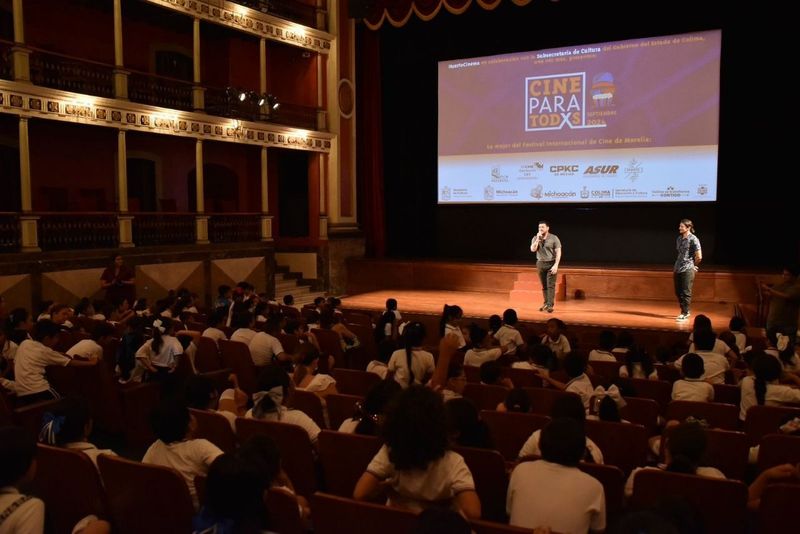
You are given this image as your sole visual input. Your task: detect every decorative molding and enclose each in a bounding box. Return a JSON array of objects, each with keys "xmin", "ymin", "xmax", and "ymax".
[
  {"xmin": 337, "ymin": 78, "xmax": 354, "ymax": 119},
  {"xmin": 0, "ymin": 80, "xmax": 333, "ymax": 154},
  {"xmin": 144, "ymin": 0, "xmax": 333, "ymax": 54}
]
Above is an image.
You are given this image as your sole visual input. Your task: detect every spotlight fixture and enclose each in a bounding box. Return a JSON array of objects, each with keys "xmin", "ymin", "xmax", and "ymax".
[
  {"xmin": 258, "ymin": 95, "xmax": 266, "ymax": 106},
  {"xmin": 238, "ymin": 91, "xmax": 247, "ymax": 102},
  {"xmin": 267, "ymin": 94, "xmax": 280, "ymax": 110}
]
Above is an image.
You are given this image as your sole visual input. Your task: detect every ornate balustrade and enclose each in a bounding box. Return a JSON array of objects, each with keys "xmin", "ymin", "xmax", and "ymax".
[
  {"xmin": 0, "ymin": 213, "xmax": 20, "ymax": 252},
  {"xmin": 231, "ymin": 0, "xmax": 320, "ymax": 29},
  {"xmin": 132, "ymin": 213, "xmax": 197, "ymax": 246},
  {"xmin": 0, "ymin": 40, "xmax": 12, "ymax": 81},
  {"xmin": 29, "ymin": 48, "xmax": 114, "ymax": 99},
  {"xmin": 36, "ymin": 212, "xmax": 119, "ymax": 251},
  {"xmin": 209, "ymin": 213, "xmax": 262, "ymax": 243},
  {"xmin": 128, "ymin": 71, "xmax": 195, "ymax": 111}
]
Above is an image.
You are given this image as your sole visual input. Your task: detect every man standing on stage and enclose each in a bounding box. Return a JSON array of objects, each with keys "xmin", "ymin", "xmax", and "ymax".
[
  {"xmin": 530, "ymin": 221, "xmax": 561, "ymax": 313},
  {"xmin": 674, "ymin": 219, "xmax": 702, "ymax": 321}
]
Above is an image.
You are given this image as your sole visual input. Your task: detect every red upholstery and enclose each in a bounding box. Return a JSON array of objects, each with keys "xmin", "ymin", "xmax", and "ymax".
[
  {"xmin": 98, "ymin": 454, "xmax": 194, "ymax": 534},
  {"xmin": 189, "ymin": 408, "xmax": 237, "ymax": 453},
  {"xmin": 480, "ymin": 410, "xmax": 550, "ymax": 461},
  {"xmin": 665, "ymin": 401, "xmax": 740, "ymax": 430},
  {"xmin": 620, "ymin": 397, "xmax": 660, "ymax": 435},
  {"xmin": 312, "ymin": 329, "xmax": 348, "ymax": 368},
  {"xmin": 462, "ymin": 383, "xmax": 509, "ymax": 411},
  {"xmin": 332, "ymin": 368, "xmax": 381, "ymax": 397},
  {"xmin": 704, "ymin": 429, "xmax": 749, "ymax": 480},
  {"xmin": 619, "ymin": 378, "xmax": 672, "ymax": 412},
  {"xmin": 266, "ymin": 487, "xmax": 305, "ymax": 534},
  {"xmin": 584, "ymin": 420, "xmax": 649, "ymax": 474},
  {"xmin": 453, "ymin": 445, "xmax": 508, "ymax": 522},
  {"xmin": 577, "ymin": 462, "xmax": 625, "ymax": 526},
  {"xmin": 469, "ymin": 520, "xmax": 535, "ymax": 533},
  {"xmin": 758, "ymin": 483, "xmax": 800, "ymax": 534},
  {"xmin": 524, "ymin": 388, "xmax": 582, "ymax": 416},
  {"xmin": 219, "ymin": 340, "xmax": 259, "ymax": 394},
  {"xmin": 311, "ymin": 492, "xmax": 418, "ymax": 534},
  {"xmin": 713, "ymin": 383, "xmax": 741, "ymax": 406},
  {"xmin": 33, "ymin": 444, "xmax": 107, "ymax": 534},
  {"xmin": 318, "ymin": 430, "xmax": 382, "ymax": 497},
  {"xmin": 325, "ymin": 393, "xmax": 362, "ymax": 430},
  {"xmin": 745, "ymin": 405, "xmax": 800, "ymax": 445},
  {"xmin": 589, "ymin": 360, "xmax": 624, "ymax": 382},
  {"xmin": 195, "ymin": 336, "xmax": 221, "ymax": 372},
  {"xmin": 289, "ymin": 389, "xmax": 328, "ymax": 429},
  {"xmin": 757, "ymin": 434, "xmax": 800, "ymax": 471}
]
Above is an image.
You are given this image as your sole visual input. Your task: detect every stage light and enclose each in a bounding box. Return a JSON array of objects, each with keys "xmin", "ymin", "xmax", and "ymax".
[
  {"xmin": 258, "ymin": 95, "xmax": 266, "ymax": 106},
  {"xmin": 268, "ymin": 94, "xmax": 280, "ymax": 110},
  {"xmin": 238, "ymin": 91, "xmax": 247, "ymax": 102}
]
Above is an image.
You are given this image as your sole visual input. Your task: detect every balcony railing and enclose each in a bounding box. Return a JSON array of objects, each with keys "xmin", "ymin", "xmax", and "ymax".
[
  {"xmin": 29, "ymin": 47, "xmax": 114, "ymax": 99},
  {"xmin": 0, "ymin": 40, "xmax": 12, "ymax": 81},
  {"xmin": 0, "ymin": 213, "xmax": 20, "ymax": 253},
  {"xmin": 232, "ymin": 0, "xmax": 320, "ymax": 29},
  {"xmin": 269, "ymin": 102, "xmax": 319, "ymax": 130},
  {"xmin": 205, "ymin": 86, "xmax": 321, "ymax": 130},
  {"xmin": 128, "ymin": 70, "xmax": 194, "ymax": 111},
  {"xmin": 209, "ymin": 213, "xmax": 262, "ymax": 243},
  {"xmin": 37, "ymin": 212, "xmax": 119, "ymax": 251},
  {"xmin": 132, "ymin": 213, "xmax": 196, "ymax": 246}
]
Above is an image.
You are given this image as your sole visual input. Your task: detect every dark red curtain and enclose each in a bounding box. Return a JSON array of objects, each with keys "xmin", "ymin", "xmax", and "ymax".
[{"xmin": 356, "ymin": 24, "xmax": 386, "ymax": 257}]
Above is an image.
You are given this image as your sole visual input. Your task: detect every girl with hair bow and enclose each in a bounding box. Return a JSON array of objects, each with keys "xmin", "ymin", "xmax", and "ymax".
[{"xmin": 588, "ymin": 384, "xmax": 628, "ymax": 423}]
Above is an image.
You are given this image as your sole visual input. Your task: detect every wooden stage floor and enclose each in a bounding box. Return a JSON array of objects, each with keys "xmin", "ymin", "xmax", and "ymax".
[{"xmin": 341, "ymin": 289, "xmax": 735, "ymax": 333}]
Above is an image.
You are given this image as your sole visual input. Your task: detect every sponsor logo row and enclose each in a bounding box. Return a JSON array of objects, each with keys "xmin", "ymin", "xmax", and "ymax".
[{"xmin": 440, "ymin": 184, "xmax": 708, "ymax": 201}]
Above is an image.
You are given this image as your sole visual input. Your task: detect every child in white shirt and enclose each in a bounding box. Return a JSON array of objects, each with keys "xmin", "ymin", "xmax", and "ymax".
[
  {"xmin": 464, "ymin": 325, "xmax": 505, "ymax": 367},
  {"xmin": 541, "ymin": 319, "xmax": 571, "ymax": 359},
  {"xmin": 388, "ymin": 322, "xmax": 435, "ymax": 388},
  {"xmin": 135, "ymin": 317, "xmax": 183, "ymax": 379},
  {"xmin": 200, "ymin": 309, "xmax": 228, "ymax": 346},
  {"xmin": 38, "ymin": 397, "xmax": 117, "ymax": 469},
  {"xmin": 440, "ymin": 304, "xmax": 467, "ymax": 348},
  {"xmin": 494, "ymin": 309, "xmax": 526, "ymax": 356},
  {"xmin": 672, "ymin": 353, "xmax": 715, "ymax": 402},
  {"xmin": 619, "ymin": 349, "xmax": 659, "ymax": 380},
  {"xmin": 537, "ymin": 352, "xmax": 594, "ymax": 411},
  {"xmin": 739, "ymin": 353, "xmax": 800, "ymax": 421},
  {"xmin": 588, "ymin": 330, "xmax": 618, "ymax": 362},
  {"xmin": 66, "ymin": 323, "xmax": 115, "ymax": 361},
  {"xmin": 246, "ymin": 366, "xmax": 321, "ymax": 444}
]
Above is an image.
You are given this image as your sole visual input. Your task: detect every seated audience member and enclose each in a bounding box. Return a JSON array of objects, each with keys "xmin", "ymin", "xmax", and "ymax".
[
  {"xmin": 283, "ymin": 294, "xmax": 297, "ymax": 309},
  {"xmin": 229, "ymin": 309, "xmax": 258, "ymax": 346},
  {"xmin": 464, "ymin": 324, "xmax": 506, "ymax": 367},
  {"xmin": 588, "ymin": 385, "xmax": 627, "ymax": 423},
  {"xmin": 626, "ymin": 422, "xmax": 725, "ymax": 497},
  {"xmin": 0, "ymin": 427, "xmax": 46, "ymax": 533},
  {"xmin": 116, "ymin": 316, "xmax": 145, "ymax": 383},
  {"xmin": 293, "ymin": 344, "xmax": 337, "ymax": 397},
  {"xmin": 728, "ymin": 316, "xmax": 747, "ymax": 352},
  {"xmin": 536, "ymin": 352, "xmax": 594, "ymax": 410},
  {"xmin": 366, "ymin": 338, "xmax": 396, "ymax": 379},
  {"xmin": 249, "ymin": 318, "xmax": 289, "ymax": 366},
  {"xmin": 246, "ymin": 366, "xmax": 321, "ymax": 445},
  {"xmin": 49, "ymin": 304, "xmax": 74, "ymax": 331},
  {"xmin": 541, "ymin": 318, "xmax": 571, "ymax": 359},
  {"xmin": 142, "ymin": 399, "xmax": 224, "ymax": 509},
  {"xmin": 440, "ymin": 363, "xmax": 467, "ymax": 403},
  {"xmin": 445, "ymin": 398, "xmax": 492, "ymax": 449},
  {"xmin": 739, "ymin": 352, "xmax": 800, "ymax": 421},
  {"xmin": 339, "ymin": 379, "xmax": 402, "ymax": 435},
  {"xmin": 519, "ymin": 394, "xmax": 604, "ymax": 463},
  {"xmin": 479, "ymin": 359, "xmax": 513, "ymax": 388},
  {"xmin": 374, "ymin": 310, "xmax": 398, "ymax": 345},
  {"xmin": 513, "ymin": 344, "xmax": 558, "ymax": 379},
  {"xmin": 134, "ymin": 318, "xmax": 183, "ymax": 381},
  {"xmin": 612, "ymin": 330, "xmax": 635, "ymax": 358},
  {"xmin": 496, "ymin": 387, "xmax": 531, "ymax": 413},
  {"xmin": 201, "ymin": 309, "xmax": 228, "ymax": 345},
  {"xmin": 7, "ymin": 307, "xmax": 33, "ymax": 345},
  {"xmin": 388, "ymin": 322, "xmax": 435, "ymax": 388},
  {"xmin": 487, "ymin": 314, "xmax": 503, "ymax": 337},
  {"xmin": 507, "ymin": 418, "xmax": 606, "ymax": 532},
  {"xmin": 493, "ymin": 309, "xmax": 526, "ymax": 356},
  {"xmin": 66, "ymin": 322, "xmax": 115, "ymax": 361},
  {"xmin": 108, "ymin": 298, "xmax": 134, "ymax": 325},
  {"xmin": 619, "ymin": 347, "xmax": 659, "ymax": 380},
  {"xmin": 588, "ymin": 330, "xmax": 618, "ymax": 362},
  {"xmin": 284, "ymin": 320, "xmax": 320, "ymax": 350},
  {"xmin": 185, "ymin": 374, "xmax": 245, "ymax": 430},
  {"xmin": 671, "ymin": 353, "xmax": 714, "ymax": 402},
  {"xmin": 439, "ymin": 304, "xmax": 467, "ymax": 348},
  {"xmin": 74, "ymin": 297, "xmax": 105, "ymax": 321},
  {"xmin": 216, "ymin": 285, "xmax": 233, "ymax": 310},
  {"xmin": 38, "ymin": 397, "xmax": 117, "ymax": 468},
  {"xmin": 14, "ymin": 320, "xmax": 98, "ymax": 405},
  {"xmin": 353, "ymin": 387, "xmax": 481, "ymax": 519}
]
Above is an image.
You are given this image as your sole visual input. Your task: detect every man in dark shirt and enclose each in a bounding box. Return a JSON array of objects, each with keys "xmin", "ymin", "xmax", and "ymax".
[
  {"xmin": 674, "ymin": 219, "xmax": 702, "ymax": 321},
  {"xmin": 530, "ymin": 220, "xmax": 562, "ymax": 313}
]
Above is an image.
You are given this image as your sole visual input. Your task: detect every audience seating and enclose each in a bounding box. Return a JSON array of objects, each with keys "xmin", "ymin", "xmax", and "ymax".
[
  {"xmin": 655, "ymin": 364, "xmax": 682, "ymax": 383},
  {"xmin": 266, "ymin": 487, "xmax": 305, "ymax": 534},
  {"xmin": 619, "ymin": 397, "xmax": 660, "ymax": 435},
  {"xmin": 505, "ymin": 367, "xmax": 543, "ymax": 388},
  {"xmin": 236, "ymin": 418, "xmax": 317, "ymax": 497},
  {"xmin": 758, "ymin": 483, "xmax": 800, "ymax": 534},
  {"xmin": 277, "ymin": 333, "xmax": 300, "ymax": 355},
  {"xmin": 469, "ymin": 520, "xmax": 536, "ymax": 533},
  {"xmin": 757, "ymin": 434, "xmax": 800, "ymax": 471},
  {"xmin": 629, "ymin": 469, "xmax": 748, "ymax": 534},
  {"xmin": 744, "ymin": 405, "xmax": 800, "ymax": 445},
  {"xmin": 195, "ymin": 336, "xmax": 222, "ymax": 372},
  {"xmin": 453, "ymin": 445, "xmax": 508, "ymax": 522},
  {"xmin": 665, "ymin": 400, "xmax": 740, "ymax": 430},
  {"xmin": 713, "ymin": 383, "xmax": 741, "ymax": 406},
  {"xmin": 619, "ymin": 378, "xmax": 672, "ymax": 412},
  {"xmin": 311, "ymin": 492, "xmax": 418, "ymax": 534},
  {"xmin": 289, "ymin": 389, "xmax": 328, "ymax": 429},
  {"xmin": 345, "ymin": 323, "xmax": 379, "ymax": 370},
  {"xmin": 189, "ymin": 408, "xmax": 237, "ymax": 453},
  {"xmin": 325, "ymin": 393, "xmax": 362, "ymax": 430},
  {"xmin": 33, "ymin": 444, "xmax": 107, "ymax": 534},
  {"xmin": 463, "ymin": 383, "xmax": 509, "ymax": 411},
  {"xmin": 0, "ymin": 393, "xmax": 61, "ymax": 438},
  {"xmin": 219, "ymin": 340, "xmax": 260, "ymax": 394},
  {"xmin": 704, "ymin": 429, "xmax": 749, "ymax": 480},
  {"xmin": 317, "ymin": 431, "xmax": 382, "ymax": 498},
  {"xmin": 584, "ymin": 420, "xmax": 649, "ymax": 475},
  {"xmin": 312, "ymin": 329, "xmax": 349, "ymax": 368},
  {"xmin": 464, "ymin": 365, "xmax": 482, "ymax": 382},
  {"xmin": 332, "ymin": 369, "xmax": 381, "ymax": 397},
  {"xmin": 577, "ymin": 462, "xmax": 625, "ymax": 526},
  {"xmin": 524, "ymin": 388, "xmax": 582, "ymax": 416},
  {"xmin": 480, "ymin": 410, "xmax": 550, "ymax": 461},
  {"xmin": 589, "ymin": 360, "xmax": 624, "ymax": 382},
  {"xmin": 98, "ymin": 454, "xmax": 194, "ymax": 534}
]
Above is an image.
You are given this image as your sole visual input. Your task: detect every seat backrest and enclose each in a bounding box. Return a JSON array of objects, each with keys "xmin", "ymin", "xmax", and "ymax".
[
  {"xmin": 629, "ymin": 469, "xmax": 748, "ymax": 534},
  {"xmin": 189, "ymin": 408, "xmax": 237, "ymax": 453},
  {"xmin": 713, "ymin": 383, "xmax": 741, "ymax": 406},
  {"xmin": 462, "ymin": 383, "xmax": 509, "ymax": 411},
  {"xmin": 757, "ymin": 434, "xmax": 800, "ymax": 471},
  {"xmin": 619, "ymin": 378, "xmax": 672, "ymax": 412},
  {"xmin": 620, "ymin": 397, "xmax": 660, "ymax": 435},
  {"xmin": 325, "ymin": 393, "xmax": 363, "ymax": 430},
  {"xmin": 266, "ymin": 487, "xmax": 304, "ymax": 534},
  {"xmin": 289, "ymin": 389, "xmax": 328, "ymax": 429},
  {"xmin": 504, "ymin": 367, "xmax": 543, "ymax": 388},
  {"xmin": 704, "ymin": 429, "xmax": 749, "ymax": 480},
  {"xmin": 590, "ymin": 360, "xmax": 624, "ymax": 381},
  {"xmin": 453, "ymin": 446, "xmax": 508, "ymax": 523},
  {"xmin": 98, "ymin": 454, "xmax": 194, "ymax": 534},
  {"xmin": 468, "ymin": 520, "xmax": 534, "ymax": 534},
  {"xmin": 666, "ymin": 400, "xmax": 740, "ymax": 430},
  {"xmin": 464, "ymin": 365, "xmax": 481, "ymax": 382},
  {"xmin": 236, "ymin": 417, "xmax": 317, "ymax": 497},
  {"xmin": 311, "ymin": 492, "xmax": 418, "ymax": 534},
  {"xmin": 584, "ymin": 420, "xmax": 649, "ymax": 474},
  {"xmin": 577, "ymin": 462, "xmax": 625, "ymax": 527},
  {"xmin": 332, "ymin": 368, "xmax": 381, "ymax": 397},
  {"xmin": 219, "ymin": 340, "xmax": 258, "ymax": 394},
  {"xmin": 758, "ymin": 483, "xmax": 800, "ymax": 534},
  {"xmin": 195, "ymin": 336, "xmax": 222, "ymax": 372},
  {"xmin": 524, "ymin": 388, "xmax": 582, "ymax": 416},
  {"xmin": 745, "ymin": 405, "xmax": 800, "ymax": 445},
  {"xmin": 655, "ymin": 364, "xmax": 682, "ymax": 383},
  {"xmin": 480, "ymin": 410, "xmax": 550, "ymax": 461},
  {"xmin": 345, "ymin": 323, "xmax": 379, "ymax": 370},
  {"xmin": 312, "ymin": 328, "xmax": 346, "ymax": 367},
  {"xmin": 119, "ymin": 382, "xmax": 161, "ymax": 448},
  {"xmin": 343, "ymin": 312, "xmax": 373, "ymax": 328},
  {"xmin": 33, "ymin": 444, "xmax": 106, "ymax": 534},
  {"xmin": 277, "ymin": 333, "xmax": 300, "ymax": 355},
  {"xmin": 318, "ymin": 431, "xmax": 382, "ymax": 497}
]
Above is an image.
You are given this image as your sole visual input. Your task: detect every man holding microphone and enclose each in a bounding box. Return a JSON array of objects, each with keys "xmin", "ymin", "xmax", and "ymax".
[{"xmin": 530, "ymin": 221, "xmax": 562, "ymax": 313}]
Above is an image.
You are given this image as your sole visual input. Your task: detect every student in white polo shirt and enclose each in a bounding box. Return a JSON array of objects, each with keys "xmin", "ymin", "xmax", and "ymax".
[
  {"xmin": 672, "ymin": 353, "xmax": 715, "ymax": 402},
  {"xmin": 388, "ymin": 322, "xmax": 435, "ymax": 388},
  {"xmin": 200, "ymin": 309, "xmax": 228, "ymax": 346},
  {"xmin": 249, "ymin": 319, "xmax": 288, "ymax": 367},
  {"xmin": 66, "ymin": 322, "xmax": 115, "ymax": 361},
  {"xmin": 493, "ymin": 309, "xmax": 526, "ymax": 356},
  {"xmin": 508, "ymin": 418, "xmax": 606, "ymax": 532},
  {"xmin": 674, "ymin": 329, "xmax": 730, "ymax": 384},
  {"xmin": 541, "ymin": 318, "xmax": 571, "ymax": 359},
  {"xmin": 536, "ymin": 352, "xmax": 594, "ymax": 411},
  {"xmin": 440, "ymin": 305, "xmax": 467, "ymax": 348},
  {"xmin": 588, "ymin": 330, "xmax": 618, "ymax": 362},
  {"xmin": 37, "ymin": 397, "xmax": 117, "ymax": 469},
  {"xmin": 0, "ymin": 427, "xmax": 46, "ymax": 534},
  {"xmin": 739, "ymin": 353, "xmax": 800, "ymax": 421},
  {"xmin": 14, "ymin": 320, "xmax": 99, "ymax": 405},
  {"xmin": 464, "ymin": 325, "xmax": 506, "ymax": 367}
]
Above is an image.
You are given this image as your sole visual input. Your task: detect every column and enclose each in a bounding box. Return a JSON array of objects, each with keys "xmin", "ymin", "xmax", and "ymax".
[
  {"xmin": 195, "ymin": 140, "xmax": 209, "ymax": 244},
  {"xmin": 11, "ymin": 0, "xmax": 31, "ymax": 82},
  {"xmin": 316, "ymin": 0, "xmax": 326, "ymax": 30},
  {"xmin": 259, "ymin": 38, "xmax": 267, "ymax": 94},
  {"xmin": 260, "ymin": 147, "xmax": 273, "ymax": 241},
  {"xmin": 112, "ymin": 0, "xmax": 128, "ymax": 99},
  {"xmin": 117, "ymin": 130, "xmax": 134, "ymax": 247},
  {"xmin": 316, "ymin": 53, "xmax": 326, "ymax": 131},
  {"xmin": 18, "ymin": 118, "xmax": 39, "ymax": 252},
  {"xmin": 319, "ymin": 153, "xmax": 328, "ymax": 239},
  {"xmin": 192, "ymin": 18, "xmax": 204, "ymax": 110}
]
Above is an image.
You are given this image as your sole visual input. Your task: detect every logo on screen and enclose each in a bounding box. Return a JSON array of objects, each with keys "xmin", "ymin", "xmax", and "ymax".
[
  {"xmin": 490, "ymin": 167, "xmax": 509, "ymax": 182},
  {"xmin": 591, "ymin": 73, "xmax": 616, "ymax": 108},
  {"xmin": 525, "ymin": 73, "xmax": 604, "ymax": 131},
  {"xmin": 484, "ymin": 185, "xmax": 495, "ymax": 200},
  {"xmin": 697, "ymin": 185, "xmax": 708, "ymax": 196},
  {"xmin": 530, "ymin": 185, "xmax": 543, "ymax": 199},
  {"xmin": 584, "ymin": 165, "xmax": 619, "ymax": 175},
  {"xmin": 441, "ymin": 186, "xmax": 451, "ymax": 200},
  {"xmin": 624, "ymin": 159, "xmax": 643, "ymax": 182},
  {"xmin": 581, "ymin": 186, "xmax": 590, "ymax": 199}
]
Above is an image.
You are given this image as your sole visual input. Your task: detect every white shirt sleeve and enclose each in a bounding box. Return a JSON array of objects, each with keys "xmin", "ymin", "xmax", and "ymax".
[
  {"xmin": 518, "ymin": 431, "xmax": 541, "ymax": 459},
  {"xmin": 366, "ymin": 445, "xmax": 393, "ymax": 480},
  {"xmin": 448, "ymin": 452, "xmax": 476, "ymax": 494}
]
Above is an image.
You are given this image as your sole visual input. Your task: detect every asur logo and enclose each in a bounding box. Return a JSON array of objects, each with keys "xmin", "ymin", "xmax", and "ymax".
[{"xmin": 584, "ymin": 165, "xmax": 619, "ymax": 175}]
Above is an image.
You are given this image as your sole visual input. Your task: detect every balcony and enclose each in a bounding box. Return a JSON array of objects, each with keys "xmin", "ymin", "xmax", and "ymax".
[
  {"xmin": 132, "ymin": 213, "xmax": 197, "ymax": 246},
  {"xmin": 209, "ymin": 213, "xmax": 262, "ymax": 243},
  {"xmin": 231, "ymin": 0, "xmax": 320, "ymax": 30},
  {"xmin": 37, "ymin": 212, "xmax": 119, "ymax": 251},
  {"xmin": 128, "ymin": 70, "xmax": 195, "ymax": 112},
  {"xmin": 0, "ymin": 213, "xmax": 20, "ymax": 253},
  {"xmin": 0, "ymin": 40, "xmax": 12, "ymax": 81},
  {"xmin": 29, "ymin": 48, "xmax": 114, "ymax": 99}
]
